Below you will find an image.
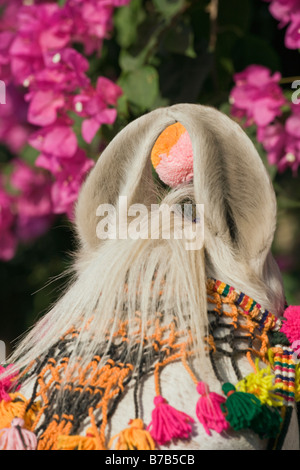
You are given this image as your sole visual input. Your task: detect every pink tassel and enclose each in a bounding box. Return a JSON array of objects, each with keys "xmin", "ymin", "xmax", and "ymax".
[
  {"xmin": 0, "ymin": 364, "xmax": 20, "ymax": 402},
  {"xmin": 196, "ymin": 381, "xmax": 229, "ymax": 436},
  {"xmin": 147, "ymin": 395, "xmax": 194, "ymax": 445},
  {"xmin": 0, "ymin": 418, "xmax": 37, "ymax": 450}
]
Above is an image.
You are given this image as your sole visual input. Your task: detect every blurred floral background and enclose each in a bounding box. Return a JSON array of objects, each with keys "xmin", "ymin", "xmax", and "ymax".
[{"xmin": 0, "ymin": 0, "xmax": 299, "ymax": 356}]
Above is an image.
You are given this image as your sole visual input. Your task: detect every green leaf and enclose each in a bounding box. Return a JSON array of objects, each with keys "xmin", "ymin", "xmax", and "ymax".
[
  {"xmin": 153, "ymin": 0, "xmax": 186, "ymax": 18},
  {"xmin": 118, "ymin": 66, "xmax": 159, "ymax": 111},
  {"xmin": 114, "ymin": 0, "xmax": 146, "ymax": 49},
  {"xmin": 119, "ymin": 48, "xmax": 148, "ymax": 72}
]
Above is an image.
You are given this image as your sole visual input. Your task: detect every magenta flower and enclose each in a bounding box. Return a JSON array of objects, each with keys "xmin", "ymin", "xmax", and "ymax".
[
  {"xmin": 0, "ymin": 364, "xmax": 20, "ymax": 401},
  {"xmin": 41, "ymin": 48, "xmax": 90, "ymax": 92},
  {"xmin": 11, "ymin": 160, "xmax": 54, "ymax": 241},
  {"xmin": 265, "ymin": 0, "xmax": 300, "ymax": 26},
  {"xmin": 230, "ymin": 65, "xmax": 286, "ymax": 128},
  {"xmin": 0, "ymin": 84, "xmax": 31, "ymax": 154},
  {"xmin": 27, "ymin": 89, "xmax": 66, "ymax": 127},
  {"xmin": 258, "ymin": 122, "xmax": 288, "ymax": 166},
  {"xmin": 29, "ymin": 121, "xmax": 78, "ymax": 159},
  {"xmin": 0, "ymin": 187, "xmax": 15, "ymax": 232},
  {"xmin": 74, "ymin": 77, "xmax": 123, "ymax": 143},
  {"xmin": 0, "ymin": 187, "xmax": 17, "ymax": 261},
  {"xmin": 49, "ymin": 149, "xmax": 94, "ymax": 219},
  {"xmin": 0, "ymin": 2, "xmax": 20, "ymax": 81},
  {"xmin": 258, "ymin": 105, "xmax": 300, "ymax": 173},
  {"xmin": 66, "ymin": 0, "xmax": 131, "ymax": 55},
  {"xmin": 264, "ymin": 0, "xmax": 300, "ymax": 49},
  {"xmin": 0, "ymin": 0, "xmax": 127, "ymax": 253},
  {"xmin": 285, "ymin": 12, "xmax": 300, "ymax": 49}
]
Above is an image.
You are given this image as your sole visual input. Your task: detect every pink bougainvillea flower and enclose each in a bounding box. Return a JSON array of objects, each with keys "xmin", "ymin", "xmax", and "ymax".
[
  {"xmin": 285, "ymin": 12, "xmax": 300, "ymax": 49},
  {"xmin": 285, "ymin": 104, "xmax": 300, "ymax": 139},
  {"xmin": 0, "ymin": 186, "xmax": 15, "ymax": 232},
  {"xmin": 264, "ymin": 0, "xmax": 300, "ymax": 26},
  {"xmin": 258, "ymin": 105, "xmax": 300, "ymax": 174},
  {"xmin": 50, "ymin": 148, "xmax": 94, "ymax": 219},
  {"xmin": 16, "ymin": 3, "xmax": 72, "ymax": 53},
  {"xmin": 42, "ymin": 48, "xmax": 90, "ymax": 92},
  {"xmin": 11, "ymin": 160, "xmax": 53, "ymax": 217},
  {"xmin": 11, "ymin": 160, "xmax": 54, "ymax": 241},
  {"xmin": 0, "ymin": 230, "xmax": 17, "ymax": 261},
  {"xmin": 66, "ymin": 0, "xmax": 131, "ymax": 55},
  {"xmin": 27, "ymin": 89, "xmax": 65, "ymax": 126},
  {"xmin": 74, "ymin": 77, "xmax": 122, "ymax": 143},
  {"xmin": 264, "ymin": 0, "xmax": 300, "ymax": 49},
  {"xmin": 29, "ymin": 121, "xmax": 78, "ymax": 159},
  {"xmin": 230, "ymin": 65, "xmax": 286, "ymax": 128},
  {"xmin": 0, "ymin": 1, "xmax": 21, "ymax": 81},
  {"xmin": 0, "ymin": 364, "xmax": 20, "ymax": 401},
  {"xmin": 0, "ymin": 84, "xmax": 31, "ymax": 153},
  {"xmin": 9, "ymin": 3, "xmax": 72, "ymax": 85},
  {"xmin": 257, "ymin": 122, "xmax": 287, "ymax": 166},
  {"xmin": 0, "ymin": 187, "xmax": 17, "ymax": 261},
  {"xmin": 0, "ymin": 0, "xmax": 127, "ymax": 239}
]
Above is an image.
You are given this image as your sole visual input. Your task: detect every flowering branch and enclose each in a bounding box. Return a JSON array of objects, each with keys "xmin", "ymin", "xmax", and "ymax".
[{"xmin": 0, "ymin": 0, "xmax": 130, "ymax": 261}]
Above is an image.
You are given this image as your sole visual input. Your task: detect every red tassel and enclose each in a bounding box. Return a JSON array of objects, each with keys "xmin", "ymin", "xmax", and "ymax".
[
  {"xmin": 147, "ymin": 395, "xmax": 194, "ymax": 445},
  {"xmin": 195, "ymin": 381, "xmax": 229, "ymax": 436}
]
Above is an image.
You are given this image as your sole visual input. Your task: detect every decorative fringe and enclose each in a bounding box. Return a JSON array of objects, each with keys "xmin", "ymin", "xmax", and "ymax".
[
  {"xmin": 0, "ymin": 417, "xmax": 37, "ymax": 450},
  {"xmin": 57, "ymin": 429, "xmax": 97, "ymax": 450},
  {"xmin": 109, "ymin": 418, "xmax": 155, "ymax": 450},
  {"xmin": 147, "ymin": 395, "xmax": 194, "ymax": 445},
  {"xmin": 195, "ymin": 381, "xmax": 229, "ymax": 435}
]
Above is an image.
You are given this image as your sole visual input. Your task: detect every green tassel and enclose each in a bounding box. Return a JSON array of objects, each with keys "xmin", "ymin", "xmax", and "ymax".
[
  {"xmin": 251, "ymin": 404, "xmax": 282, "ymax": 439},
  {"xmin": 222, "ymin": 383, "xmax": 282, "ymax": 439},
  {"xmin": 221, "ymin": 383, "xmax": 262, "ymax": 431}
]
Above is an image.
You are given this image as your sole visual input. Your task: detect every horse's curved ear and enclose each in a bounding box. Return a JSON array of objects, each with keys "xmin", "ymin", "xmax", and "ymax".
[
  {"xmin": 75, "ymin": 107, "xmax": 177, "ymax": 250},
  {"xmin": 76, "ymin": 103, "xmax": 276, "ymax": 263},
  {"xmin": 166, "ymin": 103, "xmax": 277, "ymax": 264}
]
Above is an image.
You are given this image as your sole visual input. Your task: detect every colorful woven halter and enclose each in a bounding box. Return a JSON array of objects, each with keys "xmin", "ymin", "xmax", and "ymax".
[{"xmin": 0, "ymin": 278, "xmax": 299, "ymax": 450}]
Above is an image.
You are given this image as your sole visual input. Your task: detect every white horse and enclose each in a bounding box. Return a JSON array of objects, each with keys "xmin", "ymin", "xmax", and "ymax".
[{"xmin": 3, "ymin": 103, "xmax": 299, "ymax": 450}]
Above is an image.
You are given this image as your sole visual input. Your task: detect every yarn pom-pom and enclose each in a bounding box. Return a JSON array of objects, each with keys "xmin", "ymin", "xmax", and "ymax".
[
  {"xmin": 109, "ymin": 418, "xmax": 155, "ymax": 450},
  {"xmin": 151, "ymin": 122, "xmax": 193, "ymax": 188},
  {"xmin": 0, "ymin": 417, "xmax": 37, "ymax": 450},
  {"xmin": 280, "ymin": 306, "xmax": 300, "ymax": 353},
  {"xmin": 196, "ymin": 381, "xmax": 229, "ymax": 436},
  {"xmin": 0, "ymin": 364, "xmax": 20, "ymax": 401},
  {"xmin": 147, "ymin": 395, "xmax": 194, "ymax": 445}
]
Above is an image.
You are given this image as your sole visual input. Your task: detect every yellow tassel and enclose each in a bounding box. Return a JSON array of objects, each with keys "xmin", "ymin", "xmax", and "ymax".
[
  {"xmin": 57, "ymin": 428, "xmax": 97, "ymax": 450},
  {"xmin": 236, "ymin": 359, "xmax": 283, "ymax": 407},
  {"xmin": 295, "ymin": 363, "xmax": 300, "ymax": 402},
  {"xmin": 0, "ymin": 393, "xmax": 40, "ymax": 430},
  {"xmin": 109, "ymin": 418, "xmax": 156, "ymax": 450}
]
